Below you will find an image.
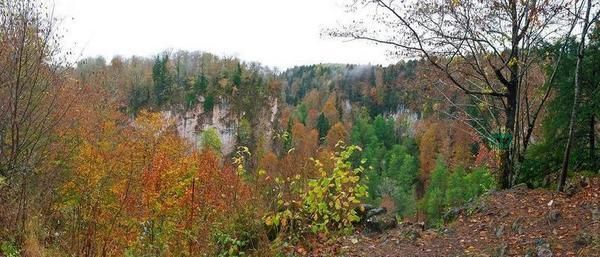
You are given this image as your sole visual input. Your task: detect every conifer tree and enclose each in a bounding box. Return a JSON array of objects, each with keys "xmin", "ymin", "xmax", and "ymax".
[
  {"xmin": 152, "ymin": 54, "xmax": 172, "ymax": 106},
  {"xmin": 316, "ymin": 113, "xmax": 330, "ymax": 143}
]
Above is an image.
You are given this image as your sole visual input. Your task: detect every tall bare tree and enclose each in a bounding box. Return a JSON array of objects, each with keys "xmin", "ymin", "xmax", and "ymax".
[
  {"xmin": 558, "ymin": 0, "xmax": 600, "ymax": 192},
  {"xmin": 0, "ymin": 0, "xmax": 70, "ymax": 239},
  {"xmin": 329, "ymin": 0, "xmax": 578, "ymax": 188}
]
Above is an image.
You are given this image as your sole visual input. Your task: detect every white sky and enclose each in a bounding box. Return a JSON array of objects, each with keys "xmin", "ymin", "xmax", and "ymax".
[{"xmin": 49, "ymin": 0, "xmax": 394, "ymax": 69}]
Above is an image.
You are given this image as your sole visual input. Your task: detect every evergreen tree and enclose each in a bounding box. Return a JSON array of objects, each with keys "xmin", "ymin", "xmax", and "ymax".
[
  {"xmin": 423, "ymin": 157, "xmax": 449, "ymax": 225},
  {"xmin": 231, "ymin": 62, "xmax": 242, "ymax": 87},
  {"xmin": 282, "ymin": 118, "xmax": 295, "ymax": 153},
  {"xmin": 350, "ymin": 112, "xmax": 376, "ymax": 147},
  {"xmin": 380, "ymin": 145, "xmax": 419, "ymax": 216},
  {"xmin": 185, "ymin": 73, "xmax": 209, "ymax": 109},
  {"xmin": 203, "ymin": 94, "xmax": 215, "ymax": 112},
  {"xmin": 296, "ymin": 103, "xmax": 308, "ymax": 125},
  {"xmin": 316, "ymin": 113, "xmax": 330, "ymax": 143},
  {"xmin": 445, "ymin": 167, "xmax": 468, "ymax": 206},
  {"xmin": 128, "ymin": 86, "xmax": 150, "ymax": 114},
  {"xmin": 373, "ymin": 115, "xmax": 396, "ymax": 148},
  {"xmin": 152, "ymin": 54, "xmax": 172, "ymax": 106},
  {"xmin": 194, "ymin": 73, "xmax": 209, "ymax": 95},
  {"xmin": 521, "ymin": 25, "xmax": 600, "ymax": 185}
]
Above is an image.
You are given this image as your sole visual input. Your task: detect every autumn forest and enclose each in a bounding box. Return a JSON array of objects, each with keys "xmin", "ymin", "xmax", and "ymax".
[{"xmin": 1, "ymin": 0, "xmax": 599, "ymax": 256}]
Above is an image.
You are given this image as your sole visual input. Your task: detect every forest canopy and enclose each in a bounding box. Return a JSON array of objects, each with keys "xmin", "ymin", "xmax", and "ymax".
[{"xmin": 0, "ymin": 0, "xmax": 598, "ymax": 256}]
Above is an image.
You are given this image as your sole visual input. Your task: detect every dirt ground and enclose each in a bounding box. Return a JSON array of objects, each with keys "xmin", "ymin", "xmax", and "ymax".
[{"xmin": 310, "ymin": 177, "xmax": 600, "ymax": 257}]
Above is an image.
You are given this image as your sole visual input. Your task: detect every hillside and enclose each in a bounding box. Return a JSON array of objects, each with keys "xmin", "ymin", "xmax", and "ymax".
[
  {"xmin": 1, "ymin": 1, "xmax": 600, "ymax": 256},
  {"xmin": 322, "ymin": 178, "xmax": 600, "ymax": 256}
]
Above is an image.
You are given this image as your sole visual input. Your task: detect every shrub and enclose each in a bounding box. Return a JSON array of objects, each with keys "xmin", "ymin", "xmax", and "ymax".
[
  {"xmin": 200, "ymin": 127, "xmax": 222, "ymax": 153},
  {"xmin": 445, "ymin": 167, "xmax": 468, "ymax": 206},
  {"xmin": 303, "ymin": 145, "xmax": 368, "ymax": 234},
  {"xmin": 1, "ymin": 241, "xmax": 20, "ymax": 257},
  {"xmin": 423, "ymin": 158, "xmax": 450, "ymax": 224},
  {"xmin": 465, "ymin": 167, "xmax": 495, "ymax": 198},
  {"xmin": 213, "ymin": 231, "xmax": 249, "ymax": 257},
  {"xmin": 422, "ymin": 158, "xmax": 495, "ymax": 226},
  {"xmin": 264, "ymin": 144, "xmax": 368, "ymax": 240},
  {"xmin": 212, "ymin": 209, "xmax": 262, "ymax": 257}
]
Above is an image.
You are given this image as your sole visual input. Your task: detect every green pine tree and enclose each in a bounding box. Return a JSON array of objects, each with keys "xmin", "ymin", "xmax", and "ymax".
[{"xmin": 316, "ymin": 113, "xmax": 330, "ymax": 144}]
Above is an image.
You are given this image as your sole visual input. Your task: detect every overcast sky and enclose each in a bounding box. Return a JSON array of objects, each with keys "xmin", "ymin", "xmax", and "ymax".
[{"xmin": 49, "ymin": 0, "xmax": 394, "ymax": 69}]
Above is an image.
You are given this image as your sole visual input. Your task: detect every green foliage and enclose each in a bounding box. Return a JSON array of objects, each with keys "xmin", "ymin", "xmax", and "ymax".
[
  {"xmin": 231, "ymin": 63, "xmax": 242, "ymax": 87},
  {"xmin": 213, "ymin": 231, "xmax": 249, "ymax": 257},
  {"xmin": 423, "ymin": 158, "xmax": 450, "ymax": 225},
  {"xmin": 185, "ymin": 73, "xmax": 209, "ymax": 109},
  {"xmin": 129, "ymin": 86, "xmax": 150, "ymax": 114},
  {"xmin": 203, "ymin": 94, "xmax": 215, "ymax": 112},
  {"xmin": 350, "ymin": 113, "xmax": 419, "ymax": 217},
  {"xmin": 316, "ymin": 112, "xmax": 330, "ymax": 143},
  {"xmin": 520, "ymin": 27, "xmax": 600, "ymax": 185},
  {"xmin": 237, "ymin": 118, "xmax": 252, "ymax": 147},
  {"xmin": 0, "ymin": 241, "xmax": 20, "ymax": 257},
  {"xmin": 423, "ymin": 158, "xmax": 495, "ymax": 226},
  {"xmin": 201, "ymin": 127, "xmax": 222, "ymax": 153},
  {"xmin": 194, "ymin": 73, "xmax": 209, "ymax": 95},
  {"xmin": 383, "ymin": 145, "xmax": 417, "ymax": 186},
  {"xmin": 363, "ymin": 140, "xmax": 386, "ymax": 194},
  {"xmin": 423, "ymin": 187, "xmax": 445, "ymax": 227},
  {"xmin": 381, "ymin": 148, "xmax": 419, "ymax": 217},
  {"xmin": 303, "ymin": 145, "xmax": 368, "ymax": 234},
  {"xmin": 264, "ymin": 144, "xmax": 368, "ymax": 239},
  {"xmin": 373, "ymin": 115, "xmax": 396, "ymax": 148},
  {"xmin": 445, "ymin": 167, "xmax": 468, "ymax": 206},
  {"xmin": 152, "ymin": 54, "xmax": 173, "ymax": 106},
  {"xmin": 281, "ymin": 62, "xmax": 417, "ymax": 112},
  {"xmin": 212, "ymin": 209, "xmax": 261, "ymax": 257},
  {"xmin": 296, "ymin": 103, "xmax": 308, "ymax": 125},
  {"xmin": 350, "ymin": 112, "xmax": 376, "ymax": 147},
  {"xmin": 465, "ymin": 167, "xmax": 496, "ymax": 197}
]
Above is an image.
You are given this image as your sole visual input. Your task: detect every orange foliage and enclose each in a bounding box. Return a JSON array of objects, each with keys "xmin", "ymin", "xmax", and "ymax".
[
  {"xmin": 416, "ymin": 119, "xmax": 450, "ymax": 186},
  {"xmin": 322, "ymin": 94, "xmax": 339, "ymax": 123},
  {"xmin": 56, "ymin": 95, "xmax": 253, "ymax": 255},
  {"xmin": 307, "ymin": 108, "xmax": 320, "ymax": 128},
  {"xmin": 416, "ymin": 117, "xmax": 491, "ymax": 195},
  {"xmin": 325, "ymin": 122, "xmax": 348, "ymax": 150},
  {"xmin": 182, "ymin": 150, "xmax": 253, "ymax": 253},
  {"xmin": 448, "ymin": 121, "xmax": 476, "ymax": 168},
  {"xmin": 287, "ymin": 123, "xmax": 319, "ymax": 178}
]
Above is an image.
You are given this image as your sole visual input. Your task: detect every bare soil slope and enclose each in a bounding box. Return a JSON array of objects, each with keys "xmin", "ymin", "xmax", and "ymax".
[{"xmin": 325, "ymin": 178, "xmax": 600, "ymax": 257}]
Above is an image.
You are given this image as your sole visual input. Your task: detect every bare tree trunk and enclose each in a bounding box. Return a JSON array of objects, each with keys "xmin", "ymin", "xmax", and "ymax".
[
  {"xmin": 188, "ymin": 178, "xmax": 195, "ymax": 255},
  {"xmin": 591, "ymin": 115, "xmax": 597, "ymax": 171},
  {"xmin": 558, "ymin": 0, "xmax": 594, "ymax": 192},
  {"xmin": 501, "ymin": 0, "xmax": 521, "ymax": 189},
  {"xmin": 332, "ymin": 0, "xmax": 583, "ymax": 189}
]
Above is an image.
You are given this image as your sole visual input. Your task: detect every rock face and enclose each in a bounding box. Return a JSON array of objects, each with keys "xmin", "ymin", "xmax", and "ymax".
[
  {"xmin": 167, "ymin": 97, "xmax": 414, "ymax": 156},
  {"xmin": 167, "ymin": 96, "xmax": 279, "ymax": 155},
  {"xmin": 165, "ymin": 98, "xmax": 236, "ymax": 154}
]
